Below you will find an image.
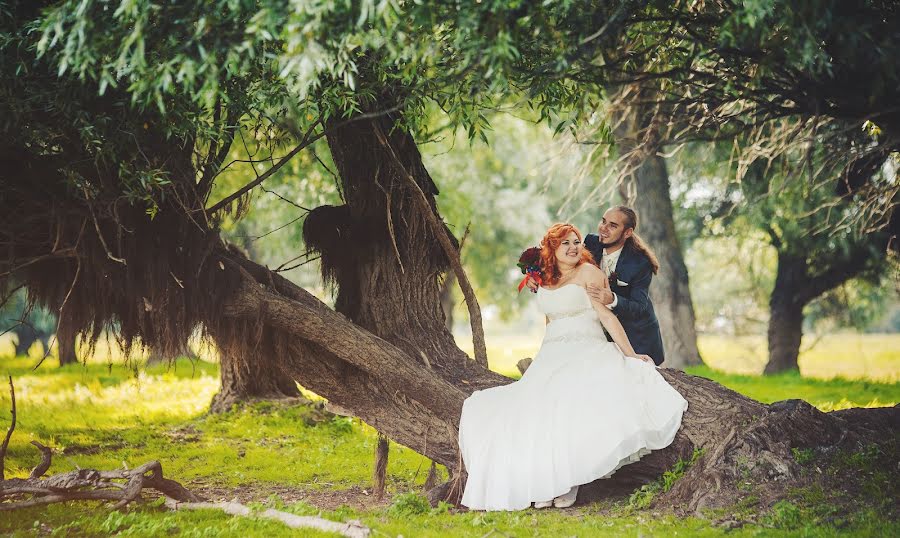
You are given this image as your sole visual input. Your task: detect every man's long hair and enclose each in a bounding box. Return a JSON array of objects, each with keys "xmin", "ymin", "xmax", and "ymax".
[{"xmin": 614, "ymin": 206, "xmax": 660, "ymax": 274}]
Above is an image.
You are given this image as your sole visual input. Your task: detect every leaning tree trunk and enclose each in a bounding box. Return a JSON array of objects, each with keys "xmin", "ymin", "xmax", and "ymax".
[
  {"xmin": 207, "ymin": 248, "xmax": 302, "ymax": 413},
  {"xmin": 221, "ymin": 259, "xmax": 898, "ymax": 512},
  {"xmin": 613, "ymin": 97, "xmax": 703, "ymax": 369}
]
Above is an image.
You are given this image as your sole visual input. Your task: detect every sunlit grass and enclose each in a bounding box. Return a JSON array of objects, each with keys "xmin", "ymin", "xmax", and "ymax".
[
  {"xmin": 698, "ymin": 333, "xmax": 900, "ymax": 382},
  {"xmin": 684, "ymin": 365, "xmax": 899, "ymax": 411}
]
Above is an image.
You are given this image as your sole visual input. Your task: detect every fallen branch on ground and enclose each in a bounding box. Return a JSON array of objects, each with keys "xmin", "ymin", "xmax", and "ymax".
[
  {"xmin": 0, "ymin": 458, "xmax": 201, "ymax": 511},
  {"xmin": 164, "ymin": 499, "xmax": 370, "ymax": 538},
  {"xmin": 0, "ymin": 378, "xmax": 200, "ymax": 510},
  {"xmin": 0, "ymin": 377, "xmax": 370, "ymax": 536}
]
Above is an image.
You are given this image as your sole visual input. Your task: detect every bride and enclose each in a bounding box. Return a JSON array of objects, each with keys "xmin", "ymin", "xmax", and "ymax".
[{"xmin": 458, "ymin": 223, "xmax": 688, "ymax": 511}]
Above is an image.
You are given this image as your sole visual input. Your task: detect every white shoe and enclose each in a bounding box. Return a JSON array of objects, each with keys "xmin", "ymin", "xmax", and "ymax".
[
  {"xmin": 553, "ymin": 486, "xmax": 579, "ymax": 508},
  {"xmin": 534, "ymin": 500, "xmax": 553, "ymax": 509}
]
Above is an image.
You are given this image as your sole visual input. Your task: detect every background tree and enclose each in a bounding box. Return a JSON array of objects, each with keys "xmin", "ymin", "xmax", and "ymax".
[
  {"xmin": 0, "ymin": 288, "xmax": 55, "ymax": 359},
  {"xmin": 605, "ymin": 90, "xmax": 703, "ymax": 368},
  {"xmin": 737, "ymin": 155, "xmax": 894, "ymax": 373}
]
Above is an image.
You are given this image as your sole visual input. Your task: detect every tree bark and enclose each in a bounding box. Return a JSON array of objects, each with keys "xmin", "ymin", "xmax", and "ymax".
[
  {"xmin": 439, "ymin": 272, "xmax": 456, "ymax": 333},
  {"xmin": 208, "ymin": 328, "xmax": 302, "ymax": 414},
  {"xmin": 763, "ymin": 252, "xmax": 807, "ymax": 374},
  {"xmin": 613, "ymin": 99, "xmax": 703, "ymax": 369},
  {"xmin": 56, "ymin": 316, "xmax": 78, "ymax": 367},
  {"xmin": 304, "ymin": 110, "xmax": 474, "ymax": 380}
]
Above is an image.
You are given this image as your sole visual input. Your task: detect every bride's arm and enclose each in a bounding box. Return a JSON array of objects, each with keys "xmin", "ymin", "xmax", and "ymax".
[{"xmin": 581, "ymin": 266, "xmax": 640, "ymax": 357}]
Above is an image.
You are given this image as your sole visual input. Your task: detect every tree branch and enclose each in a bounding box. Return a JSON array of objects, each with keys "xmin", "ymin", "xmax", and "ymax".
[
  {"xmin": 205, "ymin": 121, "xmax": 323, "ymax": 214},
  {"xmin": 0, "ymin": 376, "xmax": 15, "ymax": 481}
]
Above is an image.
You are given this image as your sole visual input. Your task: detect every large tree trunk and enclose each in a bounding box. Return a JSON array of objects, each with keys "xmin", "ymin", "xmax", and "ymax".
[
  {"xmin": 304, "ymin": 110, "xmax": 472, "ymax": 380},
  {"xmin": 56, "ymin": 316, "xmax": 78, "ymax": 367},
  {"xmin": 614, "ymin": 98, "xmax": 703, "ymax": 369},
  {"xmin": 764, "ymin": 252, "xmax": 807, "ymax": 374},
  {"xmin": 761, "ymin": 243, "xmax": 877, "ymax": 375},
  {"xmin": 209, "ymin": 345, "xmax": 301, "ymax": 413}
]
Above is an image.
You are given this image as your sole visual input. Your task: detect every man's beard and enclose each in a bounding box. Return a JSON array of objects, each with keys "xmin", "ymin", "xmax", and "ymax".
[{"xmin": 599, "ymin": 236, "xmax": 624, "ymax": 248}]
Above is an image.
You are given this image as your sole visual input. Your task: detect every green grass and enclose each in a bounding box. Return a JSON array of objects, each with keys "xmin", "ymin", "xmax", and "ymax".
[
  {"xmin": 1, "ymin": 333, "xmax": 899, "ymax": 536},
  {"xmin": 698, "ymin": 333, "xmax": 900, "ymax": 382},
  {"xmin": 684, "ymin": 365, "xmax": 899, "ymax": 411},
  {"xmin": 3, "ymin": 496, "xmax": 896, "ymax": 537}
]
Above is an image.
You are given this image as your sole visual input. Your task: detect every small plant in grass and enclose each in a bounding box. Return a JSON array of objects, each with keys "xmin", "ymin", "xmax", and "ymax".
[
  {"xmin": 329, "ymin": 416, "xmax": 355, "ymax": 435},
  {"xmin": 765, "ymin": 500, "xmax": 804, "ymax": 529},
  {"xmin": 628, "ymin": 448, "xmax": 705, "ymax": 509},
  {"xmin": 388, "ymin": 492, "xmax": 431, "ymax": 516},
  {"xmin": 100, "ymin": 511, "xmax": 178, "ymax": 536},
  {"xmin": 791, "ymin": 447, "xmax": 815, "ymax": 465}
]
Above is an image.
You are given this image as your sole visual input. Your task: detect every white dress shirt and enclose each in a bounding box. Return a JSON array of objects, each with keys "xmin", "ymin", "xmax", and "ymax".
[{"xmin": 601, "ymin": 247, "xmax": 623, "ymax": 309}]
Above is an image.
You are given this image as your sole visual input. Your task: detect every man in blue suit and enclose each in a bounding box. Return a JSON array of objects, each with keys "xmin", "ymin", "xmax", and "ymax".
[{"xmin": 583, "ymin": 206, "xmax": 665, "ymax": 365}]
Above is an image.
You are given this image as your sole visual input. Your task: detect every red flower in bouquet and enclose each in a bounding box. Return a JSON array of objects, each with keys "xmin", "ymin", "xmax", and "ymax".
[{"xmin": 516, "ymin": 246, "xmax": 543, "ymax": 293}]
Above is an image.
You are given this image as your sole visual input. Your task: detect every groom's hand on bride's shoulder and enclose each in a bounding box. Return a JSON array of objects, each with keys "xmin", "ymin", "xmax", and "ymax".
[{"xmin": 586, "ymin": 284, "xmax": 614, "ymax": 306}]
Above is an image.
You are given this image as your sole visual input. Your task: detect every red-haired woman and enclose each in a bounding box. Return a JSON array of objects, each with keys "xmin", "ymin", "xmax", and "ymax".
[{"xmin": 458, "ymin": 223, "xmax": 688, "ymax": 511}]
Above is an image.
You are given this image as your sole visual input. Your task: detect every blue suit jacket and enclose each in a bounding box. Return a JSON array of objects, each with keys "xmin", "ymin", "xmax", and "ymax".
[{"xmin": 584, "ymin": 234, "xmax": 665, "ymax": 365}]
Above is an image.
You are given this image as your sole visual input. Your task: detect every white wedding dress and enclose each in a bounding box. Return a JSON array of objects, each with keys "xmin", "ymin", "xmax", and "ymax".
[{"xmin": 459, "ymin": 284, "xmax": 688, "ymax": 511}]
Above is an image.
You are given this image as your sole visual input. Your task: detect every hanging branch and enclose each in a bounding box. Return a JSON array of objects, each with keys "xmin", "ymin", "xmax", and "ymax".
[
  {"xmin": 372, "ymin": 125, "xmax": 489, "ymax": 368},
  {"xmin": 0, "ymin": 376, "xmax": 15, "ymax": 481}
]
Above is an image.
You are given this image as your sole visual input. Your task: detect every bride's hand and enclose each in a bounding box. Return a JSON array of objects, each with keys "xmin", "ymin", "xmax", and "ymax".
[{"xmin": 632, "ymin": 354, "xmax": 654, "ymax": 364}]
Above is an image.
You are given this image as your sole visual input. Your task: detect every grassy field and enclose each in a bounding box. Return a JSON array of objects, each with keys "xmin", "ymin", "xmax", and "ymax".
[{"xmin": 0, "ymin": 333, "xmax": 898, "ymax": 537}]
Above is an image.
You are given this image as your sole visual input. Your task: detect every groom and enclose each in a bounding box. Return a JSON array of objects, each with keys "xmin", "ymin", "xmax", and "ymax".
[{"xmin": 584, "ymin": 206, "xmax": 665, "ymax": 365}]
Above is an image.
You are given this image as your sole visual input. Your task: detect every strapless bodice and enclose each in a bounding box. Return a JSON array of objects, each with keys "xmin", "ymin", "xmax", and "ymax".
[{"xmin": 537, "ymin": 285, "xmax": 607, "ymax": 345}]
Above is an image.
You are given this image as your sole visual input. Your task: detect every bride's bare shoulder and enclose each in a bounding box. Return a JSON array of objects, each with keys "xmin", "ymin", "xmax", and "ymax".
[{"xmin": 576, "ymin": 262, "xmax": 606, "ymax": 283}]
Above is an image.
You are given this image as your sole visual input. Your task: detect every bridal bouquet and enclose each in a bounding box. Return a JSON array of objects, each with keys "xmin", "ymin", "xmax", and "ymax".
[{"xmin": 516, "ymin": 246, "xmax": 542, "ymax": 293}]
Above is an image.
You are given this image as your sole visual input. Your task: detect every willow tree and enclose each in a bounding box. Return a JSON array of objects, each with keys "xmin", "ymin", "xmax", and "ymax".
[
  {"xmin": 735, "ymin": 153, "xmax": 895, "ymax": 374},
  {"xmin": 1, "ymin": 0, "xmax": 897, "ymax": 514}
]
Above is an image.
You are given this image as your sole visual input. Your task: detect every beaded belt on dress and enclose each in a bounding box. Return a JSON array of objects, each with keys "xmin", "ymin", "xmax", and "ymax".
[{"xmin": 543, "ymin": 332, "xmax": 609, "ymax": 344}]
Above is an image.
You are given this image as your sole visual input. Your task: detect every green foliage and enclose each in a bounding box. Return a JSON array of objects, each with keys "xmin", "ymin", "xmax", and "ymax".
[
  {"xmin": 426, "ymin": 110, "xmax": 601, "ymax": 320},
  {"xmin": 791, "ymin": 447, "xmax": 815, "ymax": 465},
  {"xmin": 765, "ymin": 500, "xmax": 805, "ymax": 530},
  {"xmin": 674, "ymin": 137, "xmax": 895, "ymax": 335},
  {"xmin": 628, "ymin": 447, "xmax": 704, "ymax": 510},
  {"xmin": 388, "ymin": 492, "xmax": 431, "ymax": 516}
]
